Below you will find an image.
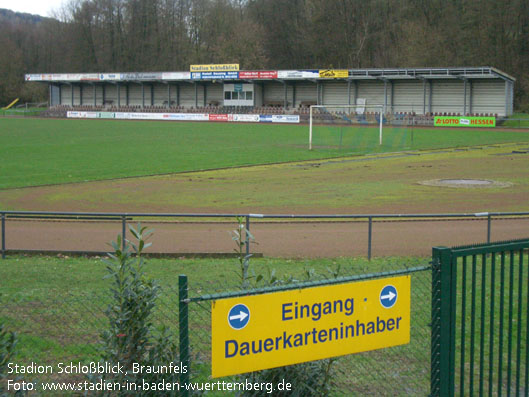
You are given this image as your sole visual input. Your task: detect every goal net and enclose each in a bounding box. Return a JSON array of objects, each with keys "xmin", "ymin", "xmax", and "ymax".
[{"xmin": 309, "ymin": 105, "xmax": 412, "ymax": 153}]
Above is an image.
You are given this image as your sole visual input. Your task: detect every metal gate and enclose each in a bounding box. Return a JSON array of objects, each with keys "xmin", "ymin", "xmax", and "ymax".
[{"xmin": 432, "ymin": 239, "xmax": 529, "ymax": 396}]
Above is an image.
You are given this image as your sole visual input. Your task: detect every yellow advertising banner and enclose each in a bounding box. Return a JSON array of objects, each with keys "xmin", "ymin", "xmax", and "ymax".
[
  {"xmin": 211, "ymin": 275, "xmax": 410, "ymax": 378},
  {"xmin": 190, "ymin": 64, "xmax": 239, "ymax": 72},
  {"xmin": 319, "ymin": 69, "xmax": 349, "ymax": 78}
]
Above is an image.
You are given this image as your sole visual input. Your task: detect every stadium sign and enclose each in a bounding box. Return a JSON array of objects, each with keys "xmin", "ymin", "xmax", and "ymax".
[
  {"xmin": 162, "ymin": 72, "xmax": 191, "ymax": 80},
  {"xmin": 211, "ymin": 275, "xmax": 410, "ymax": 378},
  {"xmin": 239, "ymin": 71, "xmax": 278, "ymax": 79},
  {"xmin": 190, "ymin": 64, "xmax": 239, "ymax": 72},
  {"xmin": 100, "ymin": 74, "xmax": 121, "ymax": 81},
  {"xmin": 319, "ymin": 69, "xmax": 349, "ymax": 78},
  {"xmin": 79, "ymin": 74, "xmax": 100, "ymax": 81},
  {"xmin": 120, "ymin": 72, "xmax": 163, "ymax": 81},
  {"xmin": 25, "ymin": 74, "xmax": 42, "ymax": 81},
  {"xmin": 191, "ymin": 71, "xmax": 239, "ymax": 80},
  {"xmin": 277, "ymin": 70, "xmax": 320, "ymax": 79},
  {"xmin": 434, "ymin": 116, "xmax": 496, "ymax": 128}
]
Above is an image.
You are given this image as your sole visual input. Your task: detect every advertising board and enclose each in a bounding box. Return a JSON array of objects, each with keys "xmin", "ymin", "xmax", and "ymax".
[{"xmin": 434, "ymin": 116, "xmax": 496, "ymax": 128}]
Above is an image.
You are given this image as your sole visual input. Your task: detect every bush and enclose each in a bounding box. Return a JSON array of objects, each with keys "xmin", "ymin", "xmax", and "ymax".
[{"xmin": 94, "ymin": 225, "xmax": 180, "ymax": 396}]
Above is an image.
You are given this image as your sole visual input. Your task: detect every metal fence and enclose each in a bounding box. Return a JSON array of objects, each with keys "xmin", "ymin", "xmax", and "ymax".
[
  {"xmin": 2, "ymin": 218, "xmax": 528, "ymax": 395},
  {"xmin": 432, "ymin": 238, "xmax": 529, "ymax": 396},
  {"xmin": 1, "ymin": 241, "xmax": 431, "ymax": 395},
  {"xmin": 1, "ymin": 210, "xmax": 529, "ymax": 259},
  {"xmin": 179, "ymin": 265, "xmax": 432, "ymax": 396}
]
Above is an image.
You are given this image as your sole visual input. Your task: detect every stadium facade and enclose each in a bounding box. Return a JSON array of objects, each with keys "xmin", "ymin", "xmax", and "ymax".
[{"xmin": 26, "ymin": 66, "xmax": 515, "ymax": 117}]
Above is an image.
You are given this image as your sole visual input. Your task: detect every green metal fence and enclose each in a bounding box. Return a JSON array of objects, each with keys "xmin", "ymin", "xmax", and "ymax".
[{"xmin": 431, "ymin": 238, "xmax": 529, "ymax": 397}]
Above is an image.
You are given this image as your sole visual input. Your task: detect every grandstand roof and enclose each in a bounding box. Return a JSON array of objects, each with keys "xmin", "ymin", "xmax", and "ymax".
[{"xmin": 25, "ymin": 66, "xmax": 515, "ymax": 83}]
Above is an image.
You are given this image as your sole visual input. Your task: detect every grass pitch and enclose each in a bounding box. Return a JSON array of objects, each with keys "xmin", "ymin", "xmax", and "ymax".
[{"xmin": 1, "ymin": 118, "xmax": 529, "ymax": 189}]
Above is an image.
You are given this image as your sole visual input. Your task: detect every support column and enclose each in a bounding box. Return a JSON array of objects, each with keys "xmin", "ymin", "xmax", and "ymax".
[
  {"xmin": 176, "ymin": 84, "xmax": 180, "ymax": 106},
  {"xmin": 383, "ymin": 80, "xmax": 388, "ymax": 114},
  {"xmin": 390, "ymin": 81, "xmax": 394, "ymax": 113},
  {"xmin": 71, "ymin": 84, "xmax": 74, "ymax": 106},
  {"xmin": 117, "ymin": 83, "xmax": 121, "ymax": 108},
  {"xmin": 93, "ymin": 84, "xmax": 96, "ymax": 107},
  {"xmin": 463, "ymin": 79, "xmax": 467, "ymax": 115},
  {"xmin": 58, "ymin": 84, "xmax": 62, "ymax": 105},
  {"xmin": 126, "ymin": 84, "xmax": 129, "ymax": 106},
  {"xmin": 292, "ymin": 83, "xmax": 296, "ymax": 108},
  {"xmin": 141, "ymin": 83, "xmax": 145, "ymax": 108},
  {"xmin": 283, "ymin": 81, "xmax": 288, "ymax": 108},
  {"xmin": 194, "ymin": 82, "xmax": 198, "ymax": 108},
  {"xmin": 203, "ymin": 84, "xmax": 207, "ymax": 107},
  {"xmin": 423, "ymin": 80, "xmax": 427, "ymax": 115},
  {"xmin": 468, "ymin": 80, "xmax": 473, "ymax": 115},
  {"xmin": 428, "ymin": 80, "xmax": 433, "ymax": 114},
  {"xmin": 102, "ymin": 85, "xmax": 106, "ymax": 106},
  {"xmin": 167, "ymin": 84, "xmax": 171, "ymax": 108},
  {"xmin": 504, "ymin": 81, "xmax": 509, "ymax": 117},
  {"xmin": 150, "ymin": 84, "xmax": 154, "ymax": 106},
  {"xmin": 80, "ymin": 85, "xmax": 83, "ymax": 105},
  {"xmin": 347, "ymin": 80, "xmax": 352, "ymax": 105},
  {"xmin": 353, "ymin": 81, "xmax": 358, "ymax": 105}
]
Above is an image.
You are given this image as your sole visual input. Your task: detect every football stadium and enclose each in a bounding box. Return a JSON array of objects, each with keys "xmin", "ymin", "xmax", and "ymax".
[{"xmin": 1, "ymin": 59, "xmax": 529, "ymax": 395}]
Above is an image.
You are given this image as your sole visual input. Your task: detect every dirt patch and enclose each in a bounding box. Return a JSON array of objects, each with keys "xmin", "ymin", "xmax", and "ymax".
[{"xmin": 419, "ymin": 179, "xmax": 513, "ymax": 188}]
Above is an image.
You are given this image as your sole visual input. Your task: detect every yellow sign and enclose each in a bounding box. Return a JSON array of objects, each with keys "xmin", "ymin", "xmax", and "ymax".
[
  {"xmin": 211, "ymin": 275, "xmax": 410, "ymax": 378},
  {"xmin": 319, "ymin": 69, "xmax": 349, "ymax": 78},
  {"xmin": 190, "ymin": 64, "xmax": 239, "ymax": 72}
]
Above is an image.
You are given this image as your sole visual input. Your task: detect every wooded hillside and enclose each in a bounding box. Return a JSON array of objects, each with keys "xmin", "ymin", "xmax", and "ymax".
[{"xmin": 1, "ymin": 0, "xmax": 527, "ymax": 110}]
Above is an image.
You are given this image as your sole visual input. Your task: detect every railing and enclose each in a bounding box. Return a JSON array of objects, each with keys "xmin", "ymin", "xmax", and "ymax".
[
  {"xmin": 1, "ymin": 210, "xmax": 529, "ymax": 259},
  {"xmin": 431, "ymin": 239, "xmax": 529, "ymax": 396}
]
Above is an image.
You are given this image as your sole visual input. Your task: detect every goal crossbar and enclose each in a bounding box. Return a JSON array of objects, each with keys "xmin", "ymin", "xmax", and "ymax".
[{"xmin": 309, "ymin": 105, "xmax": 384, "ymax": 150}]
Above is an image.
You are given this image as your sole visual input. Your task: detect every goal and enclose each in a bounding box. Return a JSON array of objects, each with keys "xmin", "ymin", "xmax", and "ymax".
[{"xmin": 309, "ymin": 105, "xmax": 384, "ymax": 151}]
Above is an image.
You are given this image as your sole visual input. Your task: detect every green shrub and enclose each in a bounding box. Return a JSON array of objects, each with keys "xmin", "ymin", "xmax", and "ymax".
[{"xmin": 94, "ymin": 225, "xmax": 180, "ymax": 396}]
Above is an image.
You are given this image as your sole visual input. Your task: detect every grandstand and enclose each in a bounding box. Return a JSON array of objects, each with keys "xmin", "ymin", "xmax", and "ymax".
[{"xmin": 26, "ymin": 66, "xmax": 515, "ymax": 124}]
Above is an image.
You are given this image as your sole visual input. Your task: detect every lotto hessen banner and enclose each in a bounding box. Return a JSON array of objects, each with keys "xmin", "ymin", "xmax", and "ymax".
[
  {"xmin": 211, "ymin": 276, "xmax": 410, "ymax": 378},
  {"xmin": 434, "ymin": 116, "xmax": 496, "ymax": 128},
  {"xmin": 319, "ymin": 69, "xmax": 349, "ymax": 78},
  {"xmin": 190, "ymin": 64, "xmax": 239, "ymax": 72}
]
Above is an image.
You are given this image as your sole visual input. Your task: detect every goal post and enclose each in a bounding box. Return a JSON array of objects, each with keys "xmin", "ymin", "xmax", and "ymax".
[{"xmin": 309, "ymin": 104, "xmax": 384, "ymax": 150}]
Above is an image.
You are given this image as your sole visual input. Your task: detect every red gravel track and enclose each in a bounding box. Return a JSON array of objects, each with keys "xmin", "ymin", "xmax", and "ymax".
[{"xmin": 4, "ymin": 217, "xmax": 529, "ymax": 258}]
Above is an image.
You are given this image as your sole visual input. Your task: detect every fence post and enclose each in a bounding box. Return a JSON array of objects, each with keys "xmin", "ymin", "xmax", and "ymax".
[
  {"xmin": 121, "ymin": 215, "xmax": 126, "ymax": 251},
  {"xmin": 245, "ymin": 215, "xmax": 251, "ymax": 258},
  {"xmin": 1, "ymin": 213, "xmax": 5, "ymax": 259},
  {"xmin": 431, "ymin": 246, "xmax": 455, "ymax": 397},
  {"xmin": 487, "ymin": 214, "xmax": 491, "ymax": 243},
  {"xmin": 367, "ymin": 216, "xmax": 373, "ymax": 260},
  {"xmin": 179, "ymin": 275, "xmax": 190, "ymax": 396}
]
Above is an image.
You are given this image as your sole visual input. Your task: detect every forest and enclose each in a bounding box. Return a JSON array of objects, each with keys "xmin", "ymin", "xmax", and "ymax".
[{"xmin": 0, "ymin": 0, "xmax": 527, "ymax": 110}]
